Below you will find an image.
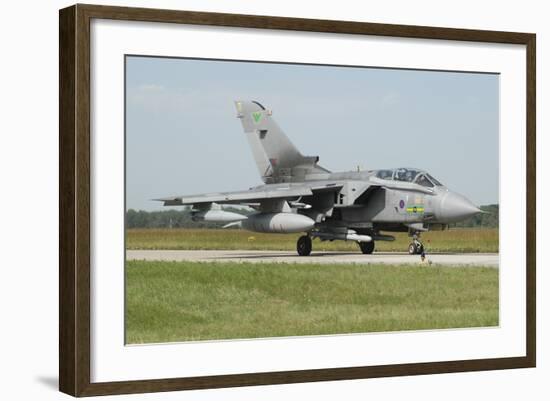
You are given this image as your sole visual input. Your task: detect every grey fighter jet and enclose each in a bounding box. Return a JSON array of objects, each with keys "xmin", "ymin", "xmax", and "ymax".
[{"xmin": 156, "ymin": 100, "xmax": 482, "ymax": 256}]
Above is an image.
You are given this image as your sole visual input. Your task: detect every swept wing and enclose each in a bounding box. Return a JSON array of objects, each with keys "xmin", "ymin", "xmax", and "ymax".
[{"xmin": 155, "ymin": 185, "xmax": 318, "ymax": 206}]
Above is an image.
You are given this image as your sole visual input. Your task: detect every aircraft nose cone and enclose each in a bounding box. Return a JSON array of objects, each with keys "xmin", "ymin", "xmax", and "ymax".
[{"xmin": 438, "ymin": 192, "xmax": 481, "ymax": 223}]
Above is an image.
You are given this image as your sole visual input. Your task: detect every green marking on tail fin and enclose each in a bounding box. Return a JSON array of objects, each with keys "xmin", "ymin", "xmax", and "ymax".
[{"xmin": 252, "ymin": 111, "xmax": 263, "ymax": 124}]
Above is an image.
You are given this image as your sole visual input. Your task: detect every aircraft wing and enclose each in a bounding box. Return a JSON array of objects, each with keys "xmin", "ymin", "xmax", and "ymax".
[{"xmin": 155, "ymin": 186, "xmax": 315, "ymax": 206}]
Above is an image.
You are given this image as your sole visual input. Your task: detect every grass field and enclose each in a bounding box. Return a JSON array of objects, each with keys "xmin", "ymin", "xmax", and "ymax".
[
  {"xmin": 126, "ymin": 260, "xmax": 499, "ymax": 344},
  {"xmin": 126, "ymin": 228, "xmax": 499, "ymax": 253}
]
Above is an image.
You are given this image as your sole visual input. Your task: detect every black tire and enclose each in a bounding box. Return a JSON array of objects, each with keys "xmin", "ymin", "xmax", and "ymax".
[
  {"xmin": 359, "ymin": 241, "xmax": 375, "ymax": 254},
  {"xmin": 417, "ymin": 243, "xmax": 424, "ymax": 254},
  {"xmin": 297, "ymin": 235, "xmax": 312, "ymax": 256},
  {"xmin": 408, "ymin": 243, "xmax": 417, "ymax": 255}
]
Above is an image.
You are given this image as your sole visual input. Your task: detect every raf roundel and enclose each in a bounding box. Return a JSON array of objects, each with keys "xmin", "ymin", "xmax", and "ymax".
[{"xmin": 399, "ymin": 200, "xmax": 405, "ymax": 209}]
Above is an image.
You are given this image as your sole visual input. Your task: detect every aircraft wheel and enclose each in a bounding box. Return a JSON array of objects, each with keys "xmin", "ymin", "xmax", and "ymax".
[
  {"xmin": 359, "ymin": 241, "xmax": 375, "ymax": 254},
  {"xmin": 408, "ymin": 243, "xmax": 417, "ymax": 255},
  {"xmin": 297, "ymin": 235, "xmax": 312, "ymax": 256}
]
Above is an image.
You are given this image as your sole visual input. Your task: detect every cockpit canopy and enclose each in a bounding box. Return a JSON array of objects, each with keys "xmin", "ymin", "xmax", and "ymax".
[{"xmin": 375, "ymin": 168, "xmax": 443, "ymax": 188}]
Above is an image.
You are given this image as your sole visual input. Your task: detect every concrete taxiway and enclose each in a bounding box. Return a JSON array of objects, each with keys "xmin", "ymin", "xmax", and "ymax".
[{"xmin": 126, "ymin": 250, "xmax": 499, "ymax": 267}]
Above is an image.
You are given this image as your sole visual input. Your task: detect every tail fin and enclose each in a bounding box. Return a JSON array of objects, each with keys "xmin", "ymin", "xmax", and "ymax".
[{"xmin": 235, "ymin": 100, "xmax": 329, "ymax": 183}]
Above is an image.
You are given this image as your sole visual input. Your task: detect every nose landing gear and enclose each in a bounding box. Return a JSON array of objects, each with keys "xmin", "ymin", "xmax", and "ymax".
[{"xmin": 408, "ymin": 233, "xmax": 424, "ymax": 255}]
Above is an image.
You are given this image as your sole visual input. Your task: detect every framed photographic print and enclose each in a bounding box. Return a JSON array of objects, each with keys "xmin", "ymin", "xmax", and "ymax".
[{"xmin": 59, "ymin": 4, "xmax": 536, "ymax": 397}]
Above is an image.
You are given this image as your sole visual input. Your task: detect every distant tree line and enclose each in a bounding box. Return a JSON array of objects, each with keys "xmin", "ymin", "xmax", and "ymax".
[
  {"xmin": 127, "ymin": 204, "xmax": 498, "ymax": 229},
  {"xmin": 125, "ymin": 207, "xmax": 253, "ymax": 229}
]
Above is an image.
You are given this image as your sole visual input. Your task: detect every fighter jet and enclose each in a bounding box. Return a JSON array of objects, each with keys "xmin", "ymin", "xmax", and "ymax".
[{"xmin": 156, "ymin": 100, "xmax": 482, "ymax": 256}]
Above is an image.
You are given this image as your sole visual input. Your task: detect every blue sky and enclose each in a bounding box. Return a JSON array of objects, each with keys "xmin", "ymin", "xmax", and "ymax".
[{"xmin": 126, "ymin": 56, "xmax": 499, "ymax": 211}]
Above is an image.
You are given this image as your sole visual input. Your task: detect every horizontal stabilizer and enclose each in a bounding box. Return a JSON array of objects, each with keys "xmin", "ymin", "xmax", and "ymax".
[{"xmin": 222, "ymin": 221, "xmax": 243, "ymax": 229}]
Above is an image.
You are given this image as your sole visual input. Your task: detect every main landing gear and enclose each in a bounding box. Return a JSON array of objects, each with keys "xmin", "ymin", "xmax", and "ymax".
[
  {"xmin": 359, "ymin": 241, "xmax": 375, "ymax": 254},
  {"xmin": 297, "ymin": 235, "xmax": 312, "ymax": 256},
  {"xmin": 408, "ymin": 233, "xmax": 424, "ymax": 255},
  {"xmin": 299, "ymin": 230, "xmax": 422, "ymax": 256},
  {"xmin": 296, "ymin": 234, "xmax": 376, "ymax": 256}
]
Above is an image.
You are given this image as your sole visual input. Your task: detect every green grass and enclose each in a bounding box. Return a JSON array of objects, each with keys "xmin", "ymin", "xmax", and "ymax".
[
  {"xmin": 126, "ymin": 228, "xmax": 499, "ymax": 253},
  {"xmin": 126, "ymin": 260, "xmax": 499, "ymax": 344}
]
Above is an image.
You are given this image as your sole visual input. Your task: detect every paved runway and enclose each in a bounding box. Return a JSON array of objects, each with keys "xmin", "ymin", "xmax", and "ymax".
[{"xmin": 127, "ymin": 250, "xmax": 499, "ymax": 267}]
